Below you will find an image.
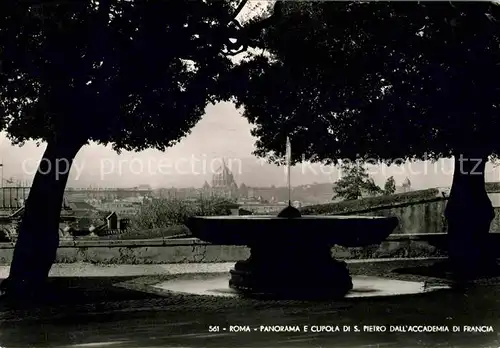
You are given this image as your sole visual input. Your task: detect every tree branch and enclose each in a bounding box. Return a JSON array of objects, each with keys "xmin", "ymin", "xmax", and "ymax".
[
  {"xmin": 231, "ymin": 0, "xmax": 249, "ymax": 22},
  {"xmin": 223, "ymin": 0, "xmax": 283, "ymax": 55}
]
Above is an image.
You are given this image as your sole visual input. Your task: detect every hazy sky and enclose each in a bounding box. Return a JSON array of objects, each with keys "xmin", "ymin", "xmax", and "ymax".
[{"xmin": 2, "ymin": 101, "xmax": 500, "ymax": 189}]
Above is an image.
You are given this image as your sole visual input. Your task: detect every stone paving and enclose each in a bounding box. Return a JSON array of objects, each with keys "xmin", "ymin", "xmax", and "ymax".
[
  {"xmin": 0, "ymin": 259, "xmax": 498, "ymax": 348},
  {"xmin": 0, "ymin": 257, "xmax": 445, "ymax": 278}
]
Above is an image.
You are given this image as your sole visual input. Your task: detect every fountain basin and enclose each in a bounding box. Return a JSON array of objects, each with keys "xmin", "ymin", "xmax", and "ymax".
[
  {"xmin": 186, "ymin": 215, "xmax": 398, "ymax": 247},
  {"xmin": 185, "ymin": 214, "xmax": 399, "ymax": 300}
]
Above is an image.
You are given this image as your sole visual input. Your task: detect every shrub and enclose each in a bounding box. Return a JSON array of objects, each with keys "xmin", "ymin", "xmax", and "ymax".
[
  {"xmin": 485, "ymin": 182, "xmax": 500, "ymax": 193},
  {"xmin": 132, "ymin": 197, "xmax": 195, "ymax": 230},
  {"xmin": 300, "ymin": 188, "xmax": 445, "ymax": 215},
  {"xmin": 195, "ymin": 195, "xmax": 236, "ymax": 216},
  {"xmin": 98, "ymin": 225, "xmax": 191, "ymax": 240},
  {"xmin": 131, "ymin": 195, "xmax": 234, "ymax": 231}
]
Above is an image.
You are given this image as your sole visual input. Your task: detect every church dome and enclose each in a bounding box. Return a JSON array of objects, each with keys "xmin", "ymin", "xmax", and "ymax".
[{"xmin": 212, "ymin": 160, "xmax": 236, "ymax": 188}]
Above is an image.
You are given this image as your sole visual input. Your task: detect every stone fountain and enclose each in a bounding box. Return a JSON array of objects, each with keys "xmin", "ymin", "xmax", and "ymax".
[
  {"xmin": 186, "ymin": 139, "xmax": 398, "ymax": 300},
  {"xmin": 187, "ymin": 214, "xmax": 397, "ymax": 299}
]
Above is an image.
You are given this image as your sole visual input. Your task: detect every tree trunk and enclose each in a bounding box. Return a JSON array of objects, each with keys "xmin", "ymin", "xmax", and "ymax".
[
  {"xmin": 1, "ymin": 139, "xmax": 83, "ymax": 300},
  {"xmin": 445, "ymin": 152, "xmax": 497, "ymax": 280}
]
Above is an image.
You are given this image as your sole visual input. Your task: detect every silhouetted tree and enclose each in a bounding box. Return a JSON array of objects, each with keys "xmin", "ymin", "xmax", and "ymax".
[
  {"xmin": 333, "ymin": 161, "xmax": 382, "ymax": 200},
  {"xmin": 384, "ymin": 176, "xmax": 396, "ymax": 195},
  {"xmin": 0, "ymin": 0, "xmax": 281, "ymax": 300},
  {"xmin": 231, "ymin": 2, "xmax": 500, "ymax": 279}
]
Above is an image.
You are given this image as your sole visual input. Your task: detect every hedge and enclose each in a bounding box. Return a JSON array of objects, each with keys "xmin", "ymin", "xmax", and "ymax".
[
  {"xmin": 485, "ymin": 182, "xmax": 500, "ymax": 193},
  {"xmin": 299, "ymin": 188, "xmax": 446, "ymax": 215}
]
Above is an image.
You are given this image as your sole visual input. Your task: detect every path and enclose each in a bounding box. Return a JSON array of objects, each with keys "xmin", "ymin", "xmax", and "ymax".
[
  {"xmin": 0, "ymin": 259, "xmax": 497, "ymax": 348},
  {"xmin": 0, "ymin": 257, "xmax": 445, "ymax": 278}
]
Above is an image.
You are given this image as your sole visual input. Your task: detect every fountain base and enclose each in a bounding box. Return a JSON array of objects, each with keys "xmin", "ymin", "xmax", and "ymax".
[{"xmin": 229, "ymin": 243, "xmax": 353, "ymax": 300}]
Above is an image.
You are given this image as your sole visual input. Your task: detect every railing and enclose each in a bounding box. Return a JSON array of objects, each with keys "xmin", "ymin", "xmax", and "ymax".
[{"xmin": 0, "ymin": 186, "xmax": 29, "ymax": 209}]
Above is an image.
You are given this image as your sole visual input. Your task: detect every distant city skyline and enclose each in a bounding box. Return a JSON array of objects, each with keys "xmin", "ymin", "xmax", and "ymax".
[{"xmin": 2, "ymin": 101, "xmax": 500, "ymax": 189}]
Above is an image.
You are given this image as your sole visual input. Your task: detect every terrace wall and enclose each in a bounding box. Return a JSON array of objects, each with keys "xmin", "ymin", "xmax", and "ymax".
[
  {"xmin": 300, "ymin": 188, "xmax": 449, "ymax": 234},
  {"xmin": 0, "ymin": 186, "xmax": 498, "ymax": 264},
  {"xmin": 0, "ymin": 237, "xmax": 444, "ymax": 265}
]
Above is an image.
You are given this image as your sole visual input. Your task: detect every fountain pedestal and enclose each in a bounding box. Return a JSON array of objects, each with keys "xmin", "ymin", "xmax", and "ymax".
[{"xmin": 230, "ymin": 243, "xmax": 352, "ymax": 299}]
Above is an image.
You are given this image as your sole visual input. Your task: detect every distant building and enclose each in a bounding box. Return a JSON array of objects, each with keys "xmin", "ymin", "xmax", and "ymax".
[
  {"xmin": 239, "ymin": 202, "xmax": 289, "ymax": 215},
  {"xmin": 67, "ymin": 201, "xmax": 98, "ymax": 216},
  {"xmin": 395, "ymin": 177, "xmax": 412, "ymax": 194},
  {"xmin": 90, "ymin": 200, "xmax": 141, "ymax": 216},
  {"xmin": 202, "ymin": 181, "xmax": 210, "ymax": 191},
  {"xmin": 212, "ymin": 159, "xmax": 236, "ymax": 188},
  {"xmin": 247, "ymin": 187, "xmax": 276, "ymax": 201},
  {"xmin": 203, "ymin": 159, "xmax": 239, "ymax": 199},
  {"xmin": 155, "ymin": 174, "xmax": 340, "ymax": 206},
  {"xmin": 65, "ymin": 186, "xmax": 153, "ymax": 201},
  {"xmin": 121, "ymin": 196, "xmax": 150, "ymax": 204}
]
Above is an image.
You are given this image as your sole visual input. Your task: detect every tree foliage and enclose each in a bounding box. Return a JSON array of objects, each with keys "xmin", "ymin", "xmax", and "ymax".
[
  {"xmin": 333, "ymin": 161, "xmax": 382, "ymax": 201},
  {"xmin": 0, "ymin": 0, "xmax": 282, "ymax": 298},
  {"xmin": 229, "ymin": 2, "xmax": 500, "ymax": 278},
  {"xmin": 0, "ymin": 0, "xmax": 245, "ymax": 150},
  {"xmin": 133, "ymin": 195, "xmax": 234, "ymax": 230},
  {"xmin": 231, "ymin": 2, "xmax": 500, "ymax": 163},
  {"xmin": 384, "ymin": 176, "xmax": 396, "ymax": 195}
]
